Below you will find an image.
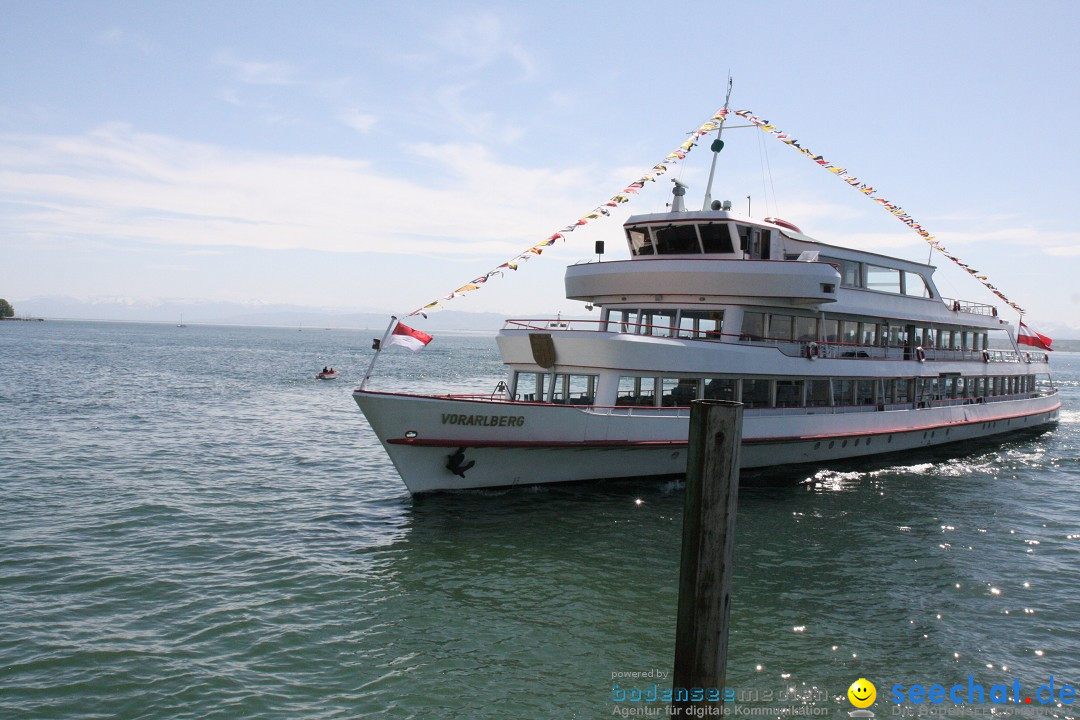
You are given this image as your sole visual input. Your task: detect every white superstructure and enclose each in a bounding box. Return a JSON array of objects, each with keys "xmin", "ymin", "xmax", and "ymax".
[{"xmin": 354, "ymin": 186, "xmax": 1058, "ymax": 495}]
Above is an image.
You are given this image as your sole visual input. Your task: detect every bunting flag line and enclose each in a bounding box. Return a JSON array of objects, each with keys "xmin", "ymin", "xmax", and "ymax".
[
  {"xmin": 732, "ymin": 109, "xmax": 1026, "ymax": 315},
  {"xmin": 405, "ymin": 108, "xmax": 734, "ymax": 317}
]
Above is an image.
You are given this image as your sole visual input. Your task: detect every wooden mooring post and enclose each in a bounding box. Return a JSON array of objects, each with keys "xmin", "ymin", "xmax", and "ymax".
[{"xmin": 672, "ymin": 399, "xmax": 743, "ymax": 714}]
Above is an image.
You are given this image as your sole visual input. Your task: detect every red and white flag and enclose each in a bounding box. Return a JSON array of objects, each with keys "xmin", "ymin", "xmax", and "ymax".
[
  {"xmin": 383, "ymin": 321, "xmax": 433, "ymax": 352},
  {"xmin": 1018, "ymin": 322, "xmax": 1052, "ymax": 351}
]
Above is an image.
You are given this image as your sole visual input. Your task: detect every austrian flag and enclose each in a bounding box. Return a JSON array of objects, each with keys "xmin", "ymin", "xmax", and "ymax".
[
  {"xmin": 384, "ymin": 321, "xmax": 433, "ymax": 352},
  {"xmin": 1017, "ymin": 322, "xmax": 1053, "ymax": 351}
]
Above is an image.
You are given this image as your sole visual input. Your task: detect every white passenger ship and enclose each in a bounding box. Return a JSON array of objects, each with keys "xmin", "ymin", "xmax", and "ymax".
[{"xmin": 355, "ymin": 180, "xmax": 1058, "ymax": 494}]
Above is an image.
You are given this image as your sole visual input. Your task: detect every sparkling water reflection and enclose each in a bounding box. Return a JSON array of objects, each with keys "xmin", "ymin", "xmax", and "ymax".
[{"xmin": 0, "ymin": 321, "xmax": 1076, "ymax": 719}]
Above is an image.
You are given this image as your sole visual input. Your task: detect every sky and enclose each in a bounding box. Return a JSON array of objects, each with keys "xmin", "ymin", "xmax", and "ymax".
[{"xmin": 2, "ymin": 1, "xmax": 1079, "ymax": 331}]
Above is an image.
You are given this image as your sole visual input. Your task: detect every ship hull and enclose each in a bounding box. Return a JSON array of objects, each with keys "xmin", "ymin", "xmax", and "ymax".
[{"xmin": 354, "ymin": 390, "xmax": 1060, "ymax": 494}]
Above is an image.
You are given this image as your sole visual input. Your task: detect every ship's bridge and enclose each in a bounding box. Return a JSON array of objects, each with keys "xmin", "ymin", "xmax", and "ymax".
[{"xmin": 566, "ymin": 210, "xmax": 840, "ymax": 308}]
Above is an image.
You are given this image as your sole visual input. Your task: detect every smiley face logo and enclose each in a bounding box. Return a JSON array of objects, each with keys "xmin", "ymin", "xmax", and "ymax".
[{"xmin": 848, "ymin": 678, "xmax": 876, "ymax": 708}]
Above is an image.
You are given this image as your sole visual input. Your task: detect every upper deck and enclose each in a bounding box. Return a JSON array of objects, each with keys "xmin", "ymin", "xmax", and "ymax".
[{"xmin": 565, "ymin": 207, "xmax": 1002, "ymax": 328}]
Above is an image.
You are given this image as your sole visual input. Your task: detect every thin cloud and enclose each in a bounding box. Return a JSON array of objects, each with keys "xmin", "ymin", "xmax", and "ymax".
[
  {"xmin": 213, "ymin": 50, "xmax": 298, "ymax": 86},
  {"xmin": 0, "ymin": 126, "xmax": 601, "ymax": 259},
  {"xmin": 340, "ymin": 109, "xmax": 377, "ymax": 134}
]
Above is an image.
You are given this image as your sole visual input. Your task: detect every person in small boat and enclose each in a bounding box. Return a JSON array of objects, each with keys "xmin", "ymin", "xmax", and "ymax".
[{"xmin": 322, "ymin": 366, "xmax": 329, "ymax": 374}]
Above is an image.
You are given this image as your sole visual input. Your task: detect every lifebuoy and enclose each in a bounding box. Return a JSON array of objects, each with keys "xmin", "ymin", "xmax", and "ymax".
[
  {"xmin": 982, "ymin": 349, "xmax": 991, "ymax": 362},
  {"xmin": 806, "ymin": 342, "xmax": 818, "ymax": 360},
  {"xmin": 915, "ymin": 346, "xmax": 926, "ymax": 362}
]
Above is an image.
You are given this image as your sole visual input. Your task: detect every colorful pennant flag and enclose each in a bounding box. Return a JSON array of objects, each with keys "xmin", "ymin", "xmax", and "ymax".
[
  {"xmin": 404, "ymin": 106, "xmax": 733, "ymax": 317},
  {"xmin": 734, "ymin": 109, "xmax": 1026, "ymax": 315}
]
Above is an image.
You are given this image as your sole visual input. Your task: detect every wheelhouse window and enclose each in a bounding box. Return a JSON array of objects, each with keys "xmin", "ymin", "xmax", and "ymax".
[
  {"xmin": 627, "ymin": 227, "xmax": 654, "ymax": 255},
  {"xmin": 699, "ymin": 223, "xmax": 735, "ymax": 253},
  {"xmin": 653, "ymin": 224, "xmax": 701, "ymax": 254}
]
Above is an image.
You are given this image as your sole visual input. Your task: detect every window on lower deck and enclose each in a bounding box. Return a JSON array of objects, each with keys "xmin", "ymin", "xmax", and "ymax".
[
  {"xmin": 742, "ymin": 379, "xmax": 771, "ymax": 408},
  {"xmin": 775, "ymin": 380, "xmax": 803, "ymax": 407},
  {"xmin": 807, "ymin": 379, "xmax": 831, "ymax": 406},
  {"xmin": 617, "ymin": 376, "xmax": 658, "ymax": 406},
  {"xmin": 704, "ymin": 378, "xmax": 737, "ymax": 401},
  {"xmin": 662, "ymin": 377, "xmax": 699, "ymax": 406},
  {"xmin": 551, "ymin": 374, "xmax": 597, "ymax": 405}
]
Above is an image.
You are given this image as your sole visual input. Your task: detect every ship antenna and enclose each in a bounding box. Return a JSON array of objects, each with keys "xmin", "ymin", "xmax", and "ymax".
[{"xmin": 702, "ymin": 74, "xmax": 733, "ymax": 211}]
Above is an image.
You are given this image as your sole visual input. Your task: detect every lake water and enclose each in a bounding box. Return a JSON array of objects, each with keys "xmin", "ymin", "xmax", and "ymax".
[{"xmin": 1, "ymin": 321, "xmax": 1077, "ymax": 719}]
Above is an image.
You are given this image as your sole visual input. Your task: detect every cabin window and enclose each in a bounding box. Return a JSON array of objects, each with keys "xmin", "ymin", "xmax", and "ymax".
[
  {"xmin": 551, "ymin": 374, "xmax": 597, "ymax": 405},
  {"xmin": 822, "ymin": 256, "xmax": 862, "ymax": 287},
  {"xmin": 890, "ymin": 378, "xmax": 912, "ymax": 403},
  {"xmin": 662, "ymin": 377, "xmax": 699, "ymax": 406},
  {"xmin": 866, "ymin": 265, "xmax": 902, "ymax": 294},
  {"xmin": 841, "ymin": 321, "xmax": 859, "ymax": 345},
  {"xmin": 678, "ymin": 310, "xmax": 725, "ymax": 339},
  {"xmin": 770, "ymin": 314, "xmax": 794, "ymax": 341},
  {"xmin": 627, "ymin": 227, "xmax": 654, "ymax": 255},
  {"xmin": 654, "ymin": 224, "xmax": 701, "ymax": 254},
  {"xmin": 833, "ymin": 378, "xmax": 855, "ymax": 406},
  {"xmin": 824, "ymin": 319, "xmax": 840, "ymax": 343},
  {"xmin": 700, "ymin": 223, "xmax": 735, "ymax": 253},
  {"xmin": 742, "ymin": 379, "xmax": 771, "ymax": 408},
  {"xmin": 903, "ymin": 271, "xmax": 932, "ymax": 298},
  {"xmin": 514, "ymin": 371, "xmax": 550, "ymax": 402},
  {"xmin": 859, "ymin": 323, "xmax": 877, "ymax": 346},
  {"xmin": 644, "ymin": 310, "xmax": 678, "ymax": 337},
  {"xmin": 741, "ymin": 312, "xmax": 765, "ymax": 340},
  {"xmin": 704, "ymin": 378, "xmax": 737, "ymax": 401},
  {"xmin": 776, "ymin": 380, "xmax": 803, "ymax": 408},
  {"xmin": 617, "ymin": 376, "xmax": 658, "ymax": 406},
  {"xmin": 796, "ymin": 316, "xmax": 818, "ymax": 341},
  {"xmin": 856, "ymin": 379, "xmax": 877, "ymax": 405},
  {"xmin": 807, "ymin": 379, "xmax": 831, "ymax": 407}
]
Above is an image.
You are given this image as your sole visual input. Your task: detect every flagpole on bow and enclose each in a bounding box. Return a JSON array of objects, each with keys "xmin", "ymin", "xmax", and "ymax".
[{"xmin": 360, "ymin": 316, "xmax": 398, "ymax": 391}]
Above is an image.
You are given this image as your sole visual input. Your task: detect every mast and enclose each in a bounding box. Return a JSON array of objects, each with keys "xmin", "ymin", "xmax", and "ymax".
[{"xmin": 702, "ymin": 75, "xmax": 734, "ymax": 211}]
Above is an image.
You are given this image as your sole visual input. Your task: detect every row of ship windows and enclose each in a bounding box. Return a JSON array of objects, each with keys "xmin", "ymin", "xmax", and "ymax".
[
  {"xmin": 622, "ymin": 220, "xmax": 929, "ymax": 299},
  {"xmin": 605, "ymin": 308, "xmax": 991, "ymax": 350},
  {"xmin": 513, "ymin": 372, "xmax": 1041, "ymax": 408},
  {"xmin": 815, "ymin": 255, "xmax": 932, "ymax": 297}
]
